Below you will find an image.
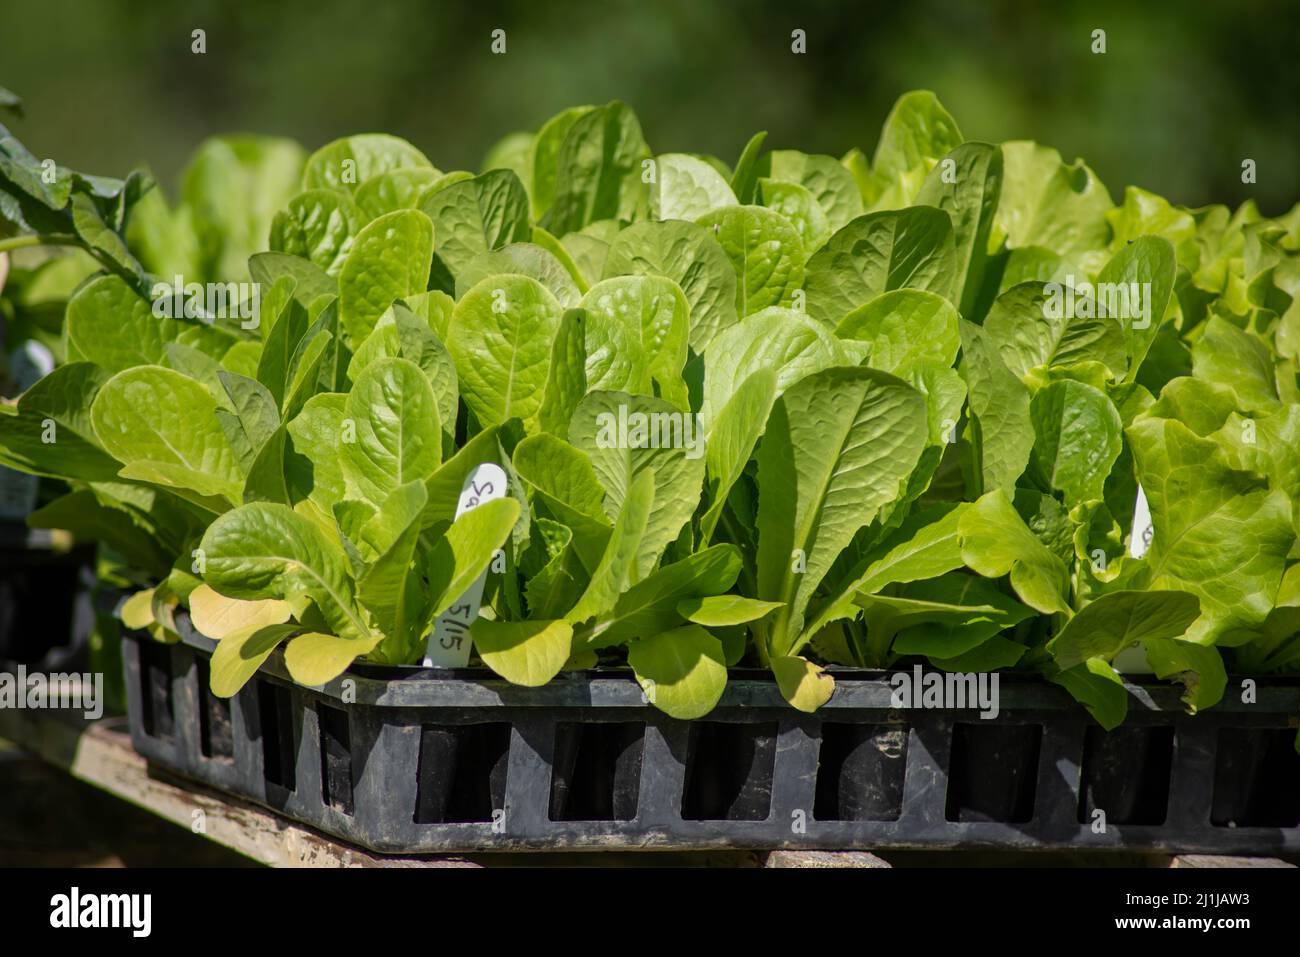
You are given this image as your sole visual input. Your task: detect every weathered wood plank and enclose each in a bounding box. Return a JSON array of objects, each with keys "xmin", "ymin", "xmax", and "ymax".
[
  {"xmin": 764, "ymin": 849, "xmax": 892, "ymax": 868},
  {"xmin": 1170, "ymin": 854, "xmax": 1296, "ymax": 868}
]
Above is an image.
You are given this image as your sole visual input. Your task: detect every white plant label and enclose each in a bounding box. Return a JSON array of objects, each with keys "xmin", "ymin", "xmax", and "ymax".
[
  {"xmin": 1129, "ymin": 484, "xmax": 1154, "ymax": 559},
  {"xmin": 423, "ymin": 463, "xmax": 508, "ymax": 668},
  {"xmin": 1112, "ymin": 485, "xmax": 1157, "ymax": 674}
]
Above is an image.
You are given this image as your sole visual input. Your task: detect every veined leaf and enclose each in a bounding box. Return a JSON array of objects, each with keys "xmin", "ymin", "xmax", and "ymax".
[
  {"xmin": 679, "ymin": 594, "xmax": 781, "ymax": 628},
  {"xmin": 473, "ymin": 618, "xmax": 574, "ymax": 687},
  {"xmin": 566, "ymin": 470, "xmax": 654, "ymax": 624},
  {"xmin": 538, "ymin": 309, "xmax": 588, "ymax": 435},
  {"xmin": 701, "ymin": 307, "xmax": 847, "ymax": 424},
  {"xmin": 200, "ymin": 502, "xmax": 369, "ymax": 640},
  {"xmin": 456, "ymin": 242, "xmax": 582, "ymax": 307},
  {"xmin": 995, "ymin": 140, "xmax": 1113, "ymax": 256},
  {"xmin": 756, "ymin": 366, "xmax": 929, "ymax": 656},
  {"xmin": 916, "ymin": 142, "xmax": 1003, "ymax": 317},
  {"xmin": 1098, "ymin": 235, "xmax": 1177, "ymax": 381},
  {"xmin": 960, "ymin": 318, "xmax": 1033, "ymax": 494},
  {"xmin": 284, "ymin": 393, "xmax": 348, "ymax": 511},
  {"xmin": 582, "ymin": 544, "xmax": 741, "ymax": 648},
  {"xmin": 699, "ymin": 368, "xmax": 777, "ymax": 545},
  {"xmin": 984, "ymin": 280, "xmax": 1127, "ymax": 384},
  {"xmin": 542, "ymin": 101, "xmax": 650, "ymax": 236},
  {"xmin": 580, "ymin": 275, "xmax": 690, "ymax": 410},
  {"xmin": 1049, "ymin": 657, "xmax": 1128, "ymax": 730},
  {"xmin": 420, "ymin": 168, "xmax": 531, "ymax": 283},
  {"xmin": 651, "ymin": 153, "xmax": 738, "ymax": 222},
  {"xmin": 760, "ymin": 149, "xmax": 863, "ymax": 234},
  {"xmin": 338, "ymin": 209, "xmax": 434, "ymax": 347},
  {"xmin": 91, "ymin": 365, "xmax": 244, "ymax": 505},
  {"xmin": 1029, "ymin": 379, "xmax": 1123, "ymax": 505},
  {"xmin": 513, "ymin": 432, "xmax": 611, "ymax": 573},
  {"xmin": 341, "ymin": 357, "xmax": 441, "ymax": 507},
  {"xmin": 66, "ymin": 274, "xmax": 229, "ymax": 373},
  {"xmin": 285, "ymin": 631, "xmax": 381, "ymax": 687},
  {"xmin": 695, "ymin": 204, "xmax": 805, "ymax": 316},
  {"xmin": 1191, "ymin": 315, "xmax": 1280, "ymax": 411},
  {"xmin": 249, "ymin": 252, "xmax": 335, "ymax": 309},
  {"xmin": 302, "ymin": 133, "xmax": 433, "ymax": 194},
  {"xmin": 864, "ymin": 91, "xmax": 963, "ymax": 210},
  {"xmin": 348, "ymin": 303, "xmax": 458, "ymax": 440},
  {"xmin": 269, "ymin": 188, "xmax": 363, "ymax": 276},
  {"xmin": 958, "ymin": 490, "xmax": 1071, "ymax": 615},
  {"xmin": 209, "ymin": 623, "xmax": 299, "ymax": 697},
  {"xmin": 569, "ymin": 391, "xmax": 705, "ymax": 579},
  {"xmin": 758, "ymin": 178, "xmax": 831, "ymax": 254},
  {"xmin": 448, "ymin": 274, "xmax": 562, "ymax": 432},
  {"xmin": 0, "ymin": 363, "xmax": 120, "ymax": 482},
  {"xmin": 804, "ymin": 206, "xmax": 957, "ymax": 327},
  {"xmin": 530, "ymin": 105, "xmax": 596, "ymax": 220},
  {"xmin": 836, "ymin": 289, "xmax": 959, "ymax": 376},
  {"xmin": 355, "ymin": 167, "xmax": 440, "ymax": 221},
  {"xmin": 188, "ymin": 583, "xmax": 292, "ymax": 639},
  {"xmin": 808, "ymin": 502, "xmax": 970, "ymax": 638},
  {"xmin": 357, "ymin": 482, "xmax": 429, "ymax": 661},
  {"xmin": 1048, "ymin": 589, "xmax": 1200, "ymax": 670},
  {"xmin": 1127, "ymin": 415, "xmax": 1294, "ymax": 641},
  {"xmin": 628, "ymin": 625, "xmax": 727, "ymax": 720},
  {"xmin": 425, "ymin": 497, "xmax": 522, "ymax": 617},
  {"xmin": 772, "ymin": 655, "xmax": 835, "ymax": 713},
  {"xmin": 602, "ymin": 219, "xmax": 738, "ymax": 352}
]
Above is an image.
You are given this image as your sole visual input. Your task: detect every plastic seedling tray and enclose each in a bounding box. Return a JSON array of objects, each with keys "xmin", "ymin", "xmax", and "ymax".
[{"xmin": 121, "ymin": 620, "xmax": 1300, "ymax": 854}]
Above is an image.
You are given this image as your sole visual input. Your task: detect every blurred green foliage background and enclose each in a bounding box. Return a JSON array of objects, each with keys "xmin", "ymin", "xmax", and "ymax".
[{"xmin": 2, "ymin": 0, "xmax": 1296, "ymax": 213}]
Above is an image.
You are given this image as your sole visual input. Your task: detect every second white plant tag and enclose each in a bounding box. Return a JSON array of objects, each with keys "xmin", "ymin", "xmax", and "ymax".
[
  {"xmin": 423, "ymin": 463, "xmax": 508, "ymax": 668},
  {"xmin": 1129, "ymin": 484, "xmax": 1154, "ymax": 559}
]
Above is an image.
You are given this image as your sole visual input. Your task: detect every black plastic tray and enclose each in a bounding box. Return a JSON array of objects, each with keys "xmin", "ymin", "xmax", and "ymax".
[{"xmin": 121, "ymin": 623, "xmax": 1300, "ymax": 854}]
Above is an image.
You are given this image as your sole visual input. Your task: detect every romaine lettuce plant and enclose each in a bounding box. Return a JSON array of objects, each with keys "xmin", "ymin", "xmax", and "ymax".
[{"xmin": 1, "ymin": 88, "xmax": 1297, "ymax": 730}]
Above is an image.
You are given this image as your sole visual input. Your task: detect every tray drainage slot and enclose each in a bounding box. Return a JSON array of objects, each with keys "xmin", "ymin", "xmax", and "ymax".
[
  {"xmin": 946, "ymin": 722, "xmax": 1041, "ymax": 823},
  {"xmin": 681, "ymin": 721, "xmax": 777, "ymax": 821},
  {"xmin": 415, "ymin": 723, "xmax": 511, "ymax": 824},
  {"xmin": 549, "ymin": 721, "xmax": 644, "ymax": 821},
  {"xmin": 1212, "ymin": 728, "xmax": 1300, "ymax": 828},
  {"xmin": 1078, "ymin": 725, "xmax": 1173, "ymax": 825},
  {"xmin": 197, "ymin": 657, "xmax": 233, "ymax": 760},
  {"xmin": 138, "ymin": 639, "xmax": 175, "ymax": 740},
  {"xmin": 318, "ymin": 703, "xmax": 354, "ymax": 815},
  {"xmin": 257, "ymin": 681, "xmax": 297, "ymax": 793},
  {"xmin": 815, "ymin": 723, "xmax": 908, "ymax": 821}
]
